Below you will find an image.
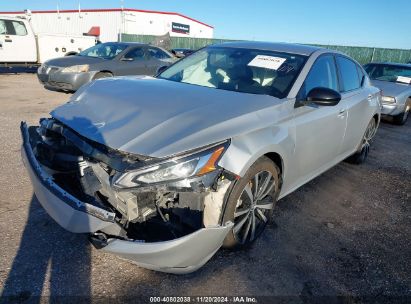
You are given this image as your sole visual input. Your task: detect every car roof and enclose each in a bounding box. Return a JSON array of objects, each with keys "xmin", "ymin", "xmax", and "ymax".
[
  {"xmin": 365, "ymin": 62, "xmax": 411, "ymax": 68},
  {"xmin": 102, "ymin": 42, "xmax": 148, "ymax": 47},
  {"xmin": 211, "ymin": 41, "xmax": 324, "ymax": 56}
]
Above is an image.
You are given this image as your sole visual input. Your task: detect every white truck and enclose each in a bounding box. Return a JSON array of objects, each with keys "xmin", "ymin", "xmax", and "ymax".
[{"xmin": 0, "ymin": 16, "xmax": 96, "ymax": 66}]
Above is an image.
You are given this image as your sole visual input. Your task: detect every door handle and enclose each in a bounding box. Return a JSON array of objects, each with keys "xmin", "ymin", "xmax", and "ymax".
[
  {"xmin": 5, "ymin": 39, "xmax": 12, "ymax": 42},
  {"xmin": 367, "ymin": 94, "xmax": 373, "ymax": 101}
]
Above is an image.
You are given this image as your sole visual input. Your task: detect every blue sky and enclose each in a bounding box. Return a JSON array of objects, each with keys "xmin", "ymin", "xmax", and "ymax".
[{"xmin": 1, "ymin": 0, "xmax": 410, "ymax": 49}]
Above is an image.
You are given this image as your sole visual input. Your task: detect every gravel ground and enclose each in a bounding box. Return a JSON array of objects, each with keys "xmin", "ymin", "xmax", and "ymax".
[{"xmin": 0, "ymin": 74, "xmax": 410, "ymax": 303}]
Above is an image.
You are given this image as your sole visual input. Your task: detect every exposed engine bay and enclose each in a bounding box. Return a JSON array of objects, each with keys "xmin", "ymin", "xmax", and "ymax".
[{"xmin": 27, "ymin": 118, "xmax": 235, "ymax": 243}]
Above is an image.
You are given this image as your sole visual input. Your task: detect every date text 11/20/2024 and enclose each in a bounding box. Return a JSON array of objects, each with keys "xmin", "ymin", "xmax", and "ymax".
[{"xmin": 149, "ymin": 296, "xmax": 258, "ymax": 303}]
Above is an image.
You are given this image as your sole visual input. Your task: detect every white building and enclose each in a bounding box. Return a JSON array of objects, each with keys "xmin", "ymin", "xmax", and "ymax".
[{"xmin": 0, "ymin": 8, "xmax": 214, "ymax": 42}]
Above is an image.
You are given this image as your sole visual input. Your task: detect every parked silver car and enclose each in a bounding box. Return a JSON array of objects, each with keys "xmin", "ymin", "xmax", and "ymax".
[
  {"xmin": 364, "ymin": 62, "xmax": 411, "ymax": 125},
  {"xmin": 22, "ymin": 42, "xmax": 381, "ymax": 273},
  {"xmin": 37, "ymin": 42, "xmax": 175, "ymax": 91}
]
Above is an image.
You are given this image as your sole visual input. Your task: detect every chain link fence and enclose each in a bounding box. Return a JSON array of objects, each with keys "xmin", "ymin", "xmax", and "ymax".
[{"xmin": 121, "ymin": 34, "xmax": 411, "ymax": 64}]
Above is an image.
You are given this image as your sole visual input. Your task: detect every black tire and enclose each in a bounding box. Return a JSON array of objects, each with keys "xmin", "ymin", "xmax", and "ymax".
[
  {"xmin": 93, "ymin": 72, "xmax": 113, "ymax": 80},
  {"xmin": 393, "ymin": 108, "xmax": 409, "ymax": 125},
  {"xmin": 345, "ymin": 144, "xmax": 370, "ymax": 164},
  {"xmin": 345, "ymin": 117, "xmax": 377, "ymax": 165},
  {"xmin": 222, "ymin": 156, "xmax": 281, "ymax": 249}
]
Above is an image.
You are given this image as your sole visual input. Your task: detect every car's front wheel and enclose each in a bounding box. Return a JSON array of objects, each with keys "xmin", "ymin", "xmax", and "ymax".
[
  {"xmin": 393, "ymin": 103, "xmax": 410, "ymax": 125},
  {"xmin": 346, "ymin": 117, "xmax": 377, "ymax": 164},
  {"xmin": 222, "ymin": 157, "xmax": 280, "ymax": 249}
]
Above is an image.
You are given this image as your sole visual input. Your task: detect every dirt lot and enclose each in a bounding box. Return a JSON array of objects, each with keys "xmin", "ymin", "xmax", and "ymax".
[{"xmin": 0, "ymin": 74, "xmax": 410, "ymax": 302}]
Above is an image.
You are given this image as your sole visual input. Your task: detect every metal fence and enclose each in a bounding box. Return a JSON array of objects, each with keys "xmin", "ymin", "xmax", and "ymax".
[{"xmin": 121, "ymin": 34, "xmax": 411, "ymax": 64}]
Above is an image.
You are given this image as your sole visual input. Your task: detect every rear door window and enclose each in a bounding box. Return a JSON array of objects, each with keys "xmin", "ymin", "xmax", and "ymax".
[
  {"xmin": 123, "ymin": 48, "xmax": 145, "ymax": 60},
  {"xmin": 336, "ymin": 56, "xmax": 361, "ymax": 92},
  {"xmin": 148, "ymin": 47, "xmax": 171, "ymax": 60}
]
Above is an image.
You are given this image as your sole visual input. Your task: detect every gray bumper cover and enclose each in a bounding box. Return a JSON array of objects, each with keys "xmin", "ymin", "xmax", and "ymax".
[
  {"xmin": 381, "ymin": 103, "xmax": 405, "ymax": 116},
  {"xmin": 37, "ymin": 69, "xmax": 95, "ymax": 91},
  {"xmin": 103, "ymin": 222, "xmax": 233, "ymax": 274},
  {"xmin": 21, "ymin": 122, "xmax": 233, "ymax": 273}
]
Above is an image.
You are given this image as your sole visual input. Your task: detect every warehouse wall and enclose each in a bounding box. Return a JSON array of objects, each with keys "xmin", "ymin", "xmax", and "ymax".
[
  {"xmin": 123, "ymin": 11, "xmax": 213, "ymax": 38},
  {"xmin": 122, "ymin": 34, "xmax": 411, "ymax": 64}
]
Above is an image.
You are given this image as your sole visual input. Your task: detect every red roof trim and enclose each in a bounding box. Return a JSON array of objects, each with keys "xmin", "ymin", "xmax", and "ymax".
[{"xmin": 0, "ymin": 8, "xmax": 214, "ymax": 28}]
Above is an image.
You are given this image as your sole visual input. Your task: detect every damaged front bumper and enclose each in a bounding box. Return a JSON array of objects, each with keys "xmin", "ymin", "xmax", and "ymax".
[
  {"xmin": 91, "ymin": 223, "xmax": 233, "ymax": 274},
  {"xmin": 21, "ymin": 122, "xmax": 117, "ymax": 233},
  {"xmin": 20, "ymin": 121, "xmax": 233, "ymax": 273}
]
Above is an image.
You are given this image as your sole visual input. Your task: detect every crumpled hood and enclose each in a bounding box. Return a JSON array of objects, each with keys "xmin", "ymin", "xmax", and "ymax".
[
  {"xmin": 51, "ymin": 77, "xmax": 284, "ymax": 158},
  {"xmin": 371, "ymin": 79, "xmax": 410, "ymax": 97}
]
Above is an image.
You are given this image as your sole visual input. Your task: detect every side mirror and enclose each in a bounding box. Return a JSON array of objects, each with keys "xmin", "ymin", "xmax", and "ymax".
[
  {"xmin": 156, "ymin": 65, "xmax": 168, "ymax": 75},
  {"xmin": 120, "ymin": 57, "xmax": 134, "ymax": 62},
  {"xmin": 306, "ymin": 87, "xmax": 341, "ymax": 106}
]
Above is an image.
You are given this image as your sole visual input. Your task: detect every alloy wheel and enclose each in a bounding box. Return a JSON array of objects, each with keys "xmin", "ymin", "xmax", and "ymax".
[
  {"xmin": 233, "ymin": 170, "xmax": 275, "ymax": 245},
  {"xmin": 361, "ymin": 118, "xmax": 377, "ymax": 150}
]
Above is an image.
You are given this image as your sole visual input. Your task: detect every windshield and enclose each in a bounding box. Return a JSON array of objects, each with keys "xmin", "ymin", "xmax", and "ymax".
[
  {"xmin": 78, "ymin": 43, "xmax": 128, "ymax": 59},
  {"xmin": 364, "ymin": 64, "xmax": 411, "ymax": 85},
  {"xmin": 158, "ymin": 47, "xmax": 307, "ymax": 98}
]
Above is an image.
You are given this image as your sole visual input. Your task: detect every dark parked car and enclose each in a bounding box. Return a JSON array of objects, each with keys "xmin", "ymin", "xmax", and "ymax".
[
  {"xmin": 171, "ymin": 48, "xmax": 195, "ymax": 58},
  {"xmin": 37, "ymin": 42, "xmax": 175, "ymax": 91}
]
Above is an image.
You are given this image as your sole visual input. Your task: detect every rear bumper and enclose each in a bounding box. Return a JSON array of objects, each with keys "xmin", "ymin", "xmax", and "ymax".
[{"xmin": 21, "ymin": 121, "xmax": 233, "ymax": 273}]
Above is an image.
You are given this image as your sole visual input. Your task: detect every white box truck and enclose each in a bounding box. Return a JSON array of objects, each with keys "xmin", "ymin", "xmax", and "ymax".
[{"xmin": 0, "ymin": 16, "xmax": 96, "ymax": 66}]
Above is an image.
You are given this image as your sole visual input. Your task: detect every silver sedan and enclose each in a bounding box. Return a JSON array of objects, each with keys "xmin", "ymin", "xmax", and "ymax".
[
  {"xmin": 364, "ymin": 62, "xmax": 411, "ymax": 125},
  {"xmin": 22, "ymin": 41, "xmax": 381, "ymax": 273}
]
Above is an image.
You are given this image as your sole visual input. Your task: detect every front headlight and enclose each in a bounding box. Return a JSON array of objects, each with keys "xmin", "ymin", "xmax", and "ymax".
[
  {"xmin": 381, "ymin": 96, "xmax": 395, "ymax": 104},
  {"xmin": 61, "ymin": 64, "xmax": 89, "ymax": 73},
  {"xmin": 113, "ymin": 141, "xmax": 229, "ymax": 188}
]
